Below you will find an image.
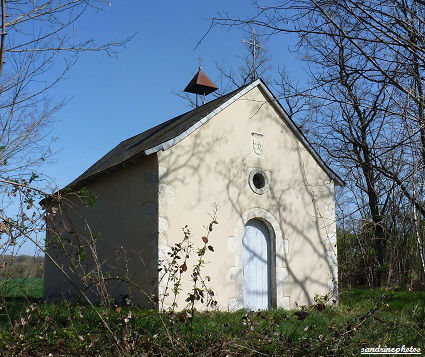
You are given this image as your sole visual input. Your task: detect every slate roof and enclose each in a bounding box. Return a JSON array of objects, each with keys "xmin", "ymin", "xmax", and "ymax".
[
  {"xmin": 67, "ymin": 83, "xmax": 250, "ymax": 188},
  {"xmin": 61, "ymin": 78, "xmax": 344, "ymax": 194}
]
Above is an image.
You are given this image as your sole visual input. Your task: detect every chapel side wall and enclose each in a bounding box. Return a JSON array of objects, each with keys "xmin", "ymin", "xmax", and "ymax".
[
  {"xmin": 157, "ymin": 85, "xmax": 338, "ymax": 310},
  {"xmin": 44, "ymin": 154, "xmax": 159, "ymax": 307}
]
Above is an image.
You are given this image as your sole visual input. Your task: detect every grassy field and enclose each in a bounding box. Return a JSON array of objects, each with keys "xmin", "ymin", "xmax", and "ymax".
[
  {"xmin": 0, "ymin": 278, "xmax": 43, "ymax": 301},
  {"xmin": 0, "ymin": 279, "xmax": 423, "ymax": 356}
]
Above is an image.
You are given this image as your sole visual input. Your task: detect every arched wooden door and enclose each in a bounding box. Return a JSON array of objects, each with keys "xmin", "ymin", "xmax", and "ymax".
[{"xmin": 242, "ymin": 219, "xmax": 271, "ymax": 310}]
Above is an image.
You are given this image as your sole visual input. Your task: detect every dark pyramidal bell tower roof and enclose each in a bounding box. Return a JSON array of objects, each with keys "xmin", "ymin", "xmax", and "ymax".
[{"xmin": 184, "ymin": 67, "xmax": 218, "ymax": 96}]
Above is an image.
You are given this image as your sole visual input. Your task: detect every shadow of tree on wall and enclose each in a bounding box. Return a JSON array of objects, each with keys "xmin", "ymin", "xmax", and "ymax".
[{"xmin": 155, "ymin": 89, "xmax": 338, "ymax": 309}]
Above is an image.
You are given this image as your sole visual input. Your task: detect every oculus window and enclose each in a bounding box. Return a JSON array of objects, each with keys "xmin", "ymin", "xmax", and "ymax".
[{"xmin": 249, "ymin": 169, "xmax": 269, "ymax": 195}]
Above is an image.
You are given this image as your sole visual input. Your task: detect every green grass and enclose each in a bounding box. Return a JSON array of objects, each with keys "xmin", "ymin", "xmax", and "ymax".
[
  {"xmin": 0, "ymin": 278, "xmax": 43, "ymax": 301},
  {"xmin": 0, "ymin": 280, "xmax": 423, "ymax": 356}
]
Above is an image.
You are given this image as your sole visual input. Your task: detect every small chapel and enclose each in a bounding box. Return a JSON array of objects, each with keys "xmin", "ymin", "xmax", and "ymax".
[{"xmin": 44, "ymin": 69, "xmax": 344, "ymax": 311}]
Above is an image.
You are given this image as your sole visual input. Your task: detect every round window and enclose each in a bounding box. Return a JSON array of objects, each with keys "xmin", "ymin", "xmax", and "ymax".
[
  {"xmin": 249, "ymin": 169, "xmax": 268, "ymax": 195},
  {"xmin": 253, "ymin": 173, "xmax": 265, "ymax": 190}
]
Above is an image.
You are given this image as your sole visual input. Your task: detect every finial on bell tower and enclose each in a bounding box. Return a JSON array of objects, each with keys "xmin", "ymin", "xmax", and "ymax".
[{"xmin": 196, "ymin": 56, "xmax": 203, "ymax": 68}]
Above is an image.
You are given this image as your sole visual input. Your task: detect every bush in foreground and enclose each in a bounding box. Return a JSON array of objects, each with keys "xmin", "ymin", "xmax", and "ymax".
[{"xmin": 0, "ymin": 281, "xmax": 423, "ymax": 356}]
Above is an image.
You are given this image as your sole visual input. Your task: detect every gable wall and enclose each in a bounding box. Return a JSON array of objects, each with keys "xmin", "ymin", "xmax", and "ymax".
[{"xmin": 157, "ymin": 86, "xmax": 337, "ymax": 310}]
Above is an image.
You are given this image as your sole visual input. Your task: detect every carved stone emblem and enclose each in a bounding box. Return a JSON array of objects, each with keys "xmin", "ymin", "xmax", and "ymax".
[{"xmin": 251, "ymin": 132, "xmax": 264, "ymax": 156}]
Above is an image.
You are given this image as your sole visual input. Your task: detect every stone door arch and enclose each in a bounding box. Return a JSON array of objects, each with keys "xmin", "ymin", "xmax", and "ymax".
[{"xmin": 228, "ymin": 208, "xmax": 289, "ymax": 310}]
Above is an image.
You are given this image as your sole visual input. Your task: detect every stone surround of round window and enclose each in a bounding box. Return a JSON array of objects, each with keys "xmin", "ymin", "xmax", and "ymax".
[{"xmin": 248, "ymin": 169, "xmax": 269, "ymax": 195}]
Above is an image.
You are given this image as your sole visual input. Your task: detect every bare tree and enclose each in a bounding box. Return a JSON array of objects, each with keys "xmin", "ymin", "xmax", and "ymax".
[
  {"xmin": 212, "ymin": 0, "xmax": 425, "ymax": 285},
  {"xmin": 0, "ymin": 2, "xmax": 133, "ymax": 352},
  {"xmin": 0, "ymin": 0, "xmax": 133, "ymax": 332},
  {"xmin": 215, "ymin": 27, "xmax": 272, "ymax": 94},
  {"xmin": 0, "ymin": 0, "xmax": 129, "ymax": 254}
]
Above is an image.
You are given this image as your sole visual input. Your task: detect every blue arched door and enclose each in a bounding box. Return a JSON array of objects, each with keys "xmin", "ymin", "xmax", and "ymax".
[{"xmin": 242, "ymin": 219, "xmax": 271, "ymax": 310}]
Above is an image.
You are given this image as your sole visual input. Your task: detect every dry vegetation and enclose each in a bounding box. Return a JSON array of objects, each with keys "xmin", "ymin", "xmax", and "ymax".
[{"xmin": 0, "ymin": 255, "xmax": 43, "ymax": 279}]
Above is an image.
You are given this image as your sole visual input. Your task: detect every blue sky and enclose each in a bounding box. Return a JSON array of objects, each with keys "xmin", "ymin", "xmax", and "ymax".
[{"xmin": 23, "ymin": 1, "xmax": 305, "ymax": 255}]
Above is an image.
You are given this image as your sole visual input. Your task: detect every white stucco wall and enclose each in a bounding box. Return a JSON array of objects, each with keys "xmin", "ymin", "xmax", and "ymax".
[{"xmin": 157, "ymin": 85, "xmax": 338, "ymax": 310}]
